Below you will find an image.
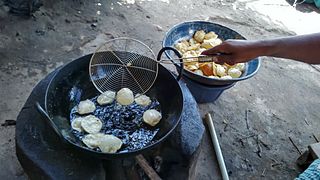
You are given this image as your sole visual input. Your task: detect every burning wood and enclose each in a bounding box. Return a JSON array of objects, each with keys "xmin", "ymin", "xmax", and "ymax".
[{"xmin": 135, "ymin": 155, "xmax": 162, "ymax": 180}]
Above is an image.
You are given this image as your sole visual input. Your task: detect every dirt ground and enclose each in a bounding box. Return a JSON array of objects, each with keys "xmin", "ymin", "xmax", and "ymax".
[{"xmin": 0, "ymin": 0, "xmax": 320, "ymax": 179}]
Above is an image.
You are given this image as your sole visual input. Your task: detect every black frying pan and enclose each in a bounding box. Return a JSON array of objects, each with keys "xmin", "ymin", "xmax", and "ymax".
[{"xmin": 36, "ymin": 48, "xmax": 184, "ymax": 159}]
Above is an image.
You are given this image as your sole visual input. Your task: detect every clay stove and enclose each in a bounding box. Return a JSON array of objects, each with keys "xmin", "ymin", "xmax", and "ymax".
[{"xmin": 16, "ymin": 67, "xmax": 205, "ymax": 179}]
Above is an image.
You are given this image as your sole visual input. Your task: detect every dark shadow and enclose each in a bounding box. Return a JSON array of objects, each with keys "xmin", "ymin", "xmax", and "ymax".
[
  {"xmin": 2, "ymin": 0, "xmax": 86, "ymax": 16},
  {"xmin": 4, "ymin": 0, "xmax": 43, "ymax": 16},
  {"xmin": 285, "ymin": 0, "xmax": 320, "ymax": 13}
]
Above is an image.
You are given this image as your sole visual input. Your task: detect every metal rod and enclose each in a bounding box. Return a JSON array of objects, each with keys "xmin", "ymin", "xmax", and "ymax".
[
  {"xmin": 161, "ymin": 55, "xmax": 205, "ymax": 61},
  {"xmin": 204, "ymin": 113, "xmax": 229, "ymax": 180},
  {"xmin": 159, "ymin": 55, "xmax": 219, "ymax": 64}
]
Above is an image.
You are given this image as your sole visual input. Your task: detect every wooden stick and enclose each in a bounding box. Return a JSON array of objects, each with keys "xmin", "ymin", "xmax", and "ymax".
[
  {"xmin": 261, "ymin": 168, "xmax": 266, "ymax": 177},
  {"xmin": 205, "ymin": 113, "xmax": 229, "ymax": 180},
  {"xmin": 245, "ymin": 109, "xmax": 250, "ymax": 130},
  {"xmin": 288, "ymin": 137, "xmax": 302, "ymax": 155},
  {"xmin": 256, "ymin": 135, "xmax": 262, "ymax": 158},
  {"xmin": 135, "ymin": 154, "xmax": 162, "ymax": 180},
  {"xmin": 259, "ymin": 139, "xmax": 271, "ymax": 150},
  {"xmin": 271, "ymin": 162, "xmax": 282, "ymax": 167},
  {"xmin": 313, "ymin": 134, "xmax": 319, "ymax": 143},
  {"xmin": 239, "ymin": 134, "xmax": 256, "ymax": 140}
]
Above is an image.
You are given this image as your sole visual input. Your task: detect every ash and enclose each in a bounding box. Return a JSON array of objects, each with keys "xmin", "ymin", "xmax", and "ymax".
[{"xmin": 70, "ymin": 96, "xmax": 160, "ymax": 152}]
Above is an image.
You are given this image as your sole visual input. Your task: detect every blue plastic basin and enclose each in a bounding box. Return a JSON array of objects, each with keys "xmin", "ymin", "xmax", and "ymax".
[
  {"xmin": 183, "ymin": 76, "xmax": 235, "ymax": 103},
  {"xmin": 163, "ymin": 21, "xmax": 261, "ymax": 86}
]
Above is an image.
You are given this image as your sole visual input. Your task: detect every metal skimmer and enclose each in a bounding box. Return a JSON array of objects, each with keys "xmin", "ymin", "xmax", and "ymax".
[
  {"xmin": 89, "ymin": 37, "xmax": 158, "ymax": 95},
  {"xmin": 89, "ymin": 37, "xmax": 217, "ymax": 95}
]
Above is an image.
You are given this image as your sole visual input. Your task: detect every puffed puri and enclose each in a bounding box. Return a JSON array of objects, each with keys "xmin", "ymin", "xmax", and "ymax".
[{"xmin": 116, "ymin": 88, "xmax": 134, "ymax": 105}]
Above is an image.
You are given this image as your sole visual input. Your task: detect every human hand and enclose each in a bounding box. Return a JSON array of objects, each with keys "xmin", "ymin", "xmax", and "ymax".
[{"xmin": 201, "ymin": 39, "xmax": 260, "ymax": 65}]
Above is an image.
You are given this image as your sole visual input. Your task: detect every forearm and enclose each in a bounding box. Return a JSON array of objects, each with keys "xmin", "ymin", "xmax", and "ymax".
[{"xmin": 257, "ymin": 33, "xmax": 320, "ymax": 64}]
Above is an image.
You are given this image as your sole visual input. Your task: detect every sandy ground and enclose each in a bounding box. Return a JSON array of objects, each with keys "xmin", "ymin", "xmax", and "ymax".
[{"xmin": 0, "ymin": 0, "xmax": 320, "ymax": 179}]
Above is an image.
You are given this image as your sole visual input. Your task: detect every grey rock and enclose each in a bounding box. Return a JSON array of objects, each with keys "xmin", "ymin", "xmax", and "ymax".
[{"xmin": 171, "ymin": 81, "xmax": 205, "ymax": 157}]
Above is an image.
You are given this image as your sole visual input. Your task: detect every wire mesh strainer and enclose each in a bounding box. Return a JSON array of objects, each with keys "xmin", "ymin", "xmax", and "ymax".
[
  {"xmin": 89, "ymin": 37, "xmax": 158, "ymax": 95},
  {"xmin": 89, "ymin": 37, "xmax": 218, "ymax": 95}
]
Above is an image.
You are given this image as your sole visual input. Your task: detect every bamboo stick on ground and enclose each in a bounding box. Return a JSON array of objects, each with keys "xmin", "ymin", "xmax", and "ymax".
[{"xmin": 204, "ymin": 113, "xmax": 229, "ymax": 180}]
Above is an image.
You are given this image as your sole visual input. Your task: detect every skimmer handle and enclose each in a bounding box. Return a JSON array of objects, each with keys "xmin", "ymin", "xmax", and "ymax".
[{"xmin": 157, "ymin": 47, "xmax": 184, "ymax": 81}]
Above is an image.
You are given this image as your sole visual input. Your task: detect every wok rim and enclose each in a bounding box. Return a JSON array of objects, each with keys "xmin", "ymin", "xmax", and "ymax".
[{"xmin": 43, "ymin": 54, "xmax": 184, "ymax": 157}]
